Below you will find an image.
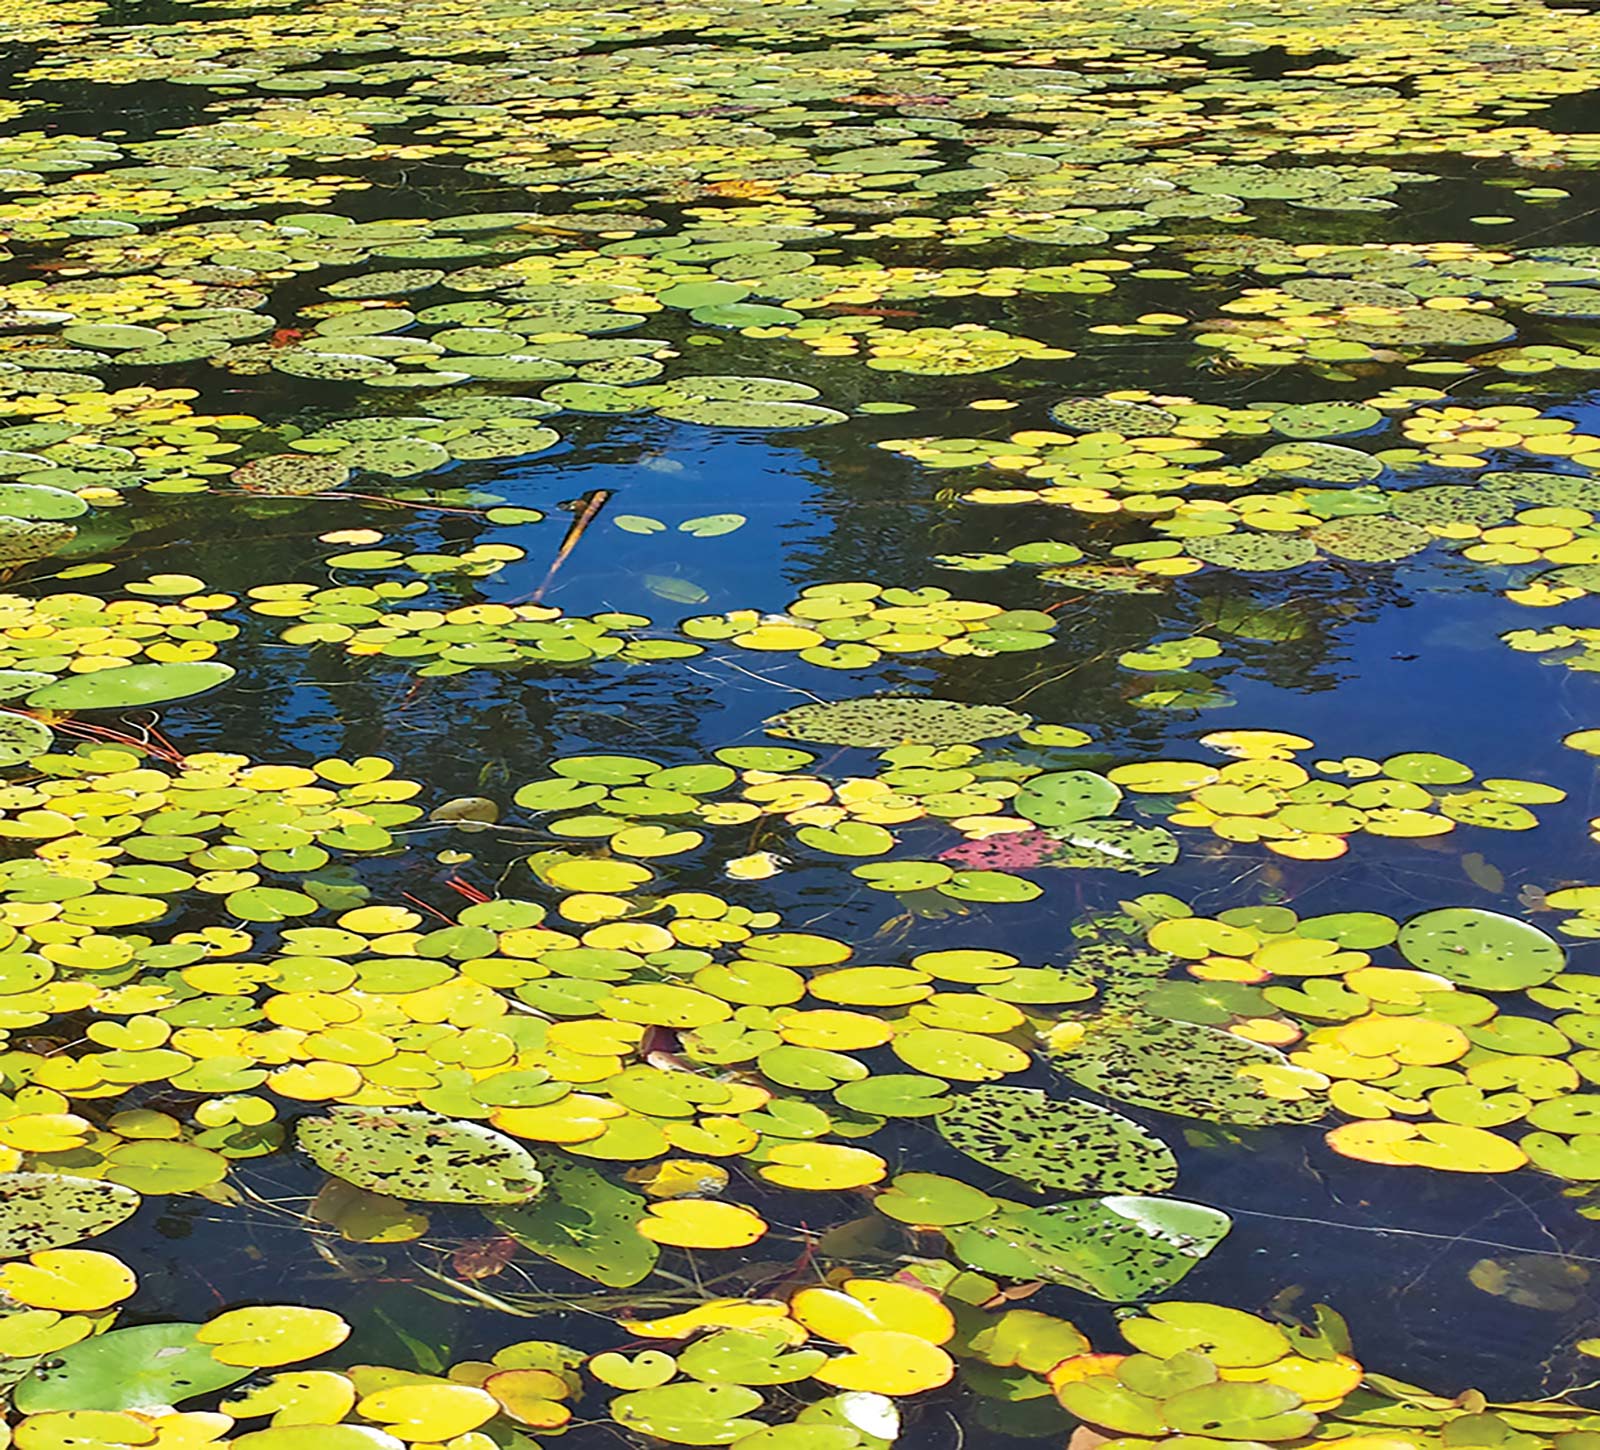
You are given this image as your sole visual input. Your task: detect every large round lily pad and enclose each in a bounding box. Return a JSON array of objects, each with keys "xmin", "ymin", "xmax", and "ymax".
[
  {"xmin": 1016, "ymin": 770, "xmax": 1123, "ymax": 828},
  {"xmin": 14, "ymin": 1322, "xmax": 249, "ymax": 1412},
  {"xmin": 766, "ymin": 697, "xmax": 1031, "ymax": 747},
  {"xmin": 298, "ymin": 1106, "xmax": 544, "ymax": 1204},
  {"xmin": 1396, "ymin": 908, "xmax": 1564, "ymax": 990},
  {"xmin": 1051, "ymin": 1015, "xmax": 1323, "ymax": 1125}
]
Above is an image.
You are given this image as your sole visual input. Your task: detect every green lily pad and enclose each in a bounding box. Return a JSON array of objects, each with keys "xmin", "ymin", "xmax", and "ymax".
[
  {"xmin": 1269, "ymin": 402, "xmax": 1384, "ymax": 438},
  {"xmin": 25, "ymin": 662, "xmax": 235, "ymax": 711},
  {"xmin": 611, "ymin": 1382, "xmax": 767, "ymax": 1445},
  {"xmin": 678, "ymin": 1328, "xmax": 827, "ymax": 1386},
  {"xmin": 15, "ymin": 1322, "xmax": 250, "ymax": 1412},
  {"xmin": 1016, "ymin": 770, "xmax": 1122, "ymax": 827},
  {"xmin": 0, "ymin": 1172, "xmax": 141, "ymax": 1257},
  {"xmin": 875, "ymin": 1171, "xmax": 999, "ymax": 1226},
  {"xmin": 938, "ymin": 1085, "xmax": 1178, "ymax": 1193},
  {"xmin": 1396, "ymin": 908, "xmax": 1565, "ymax": 990},
  {"xmin": 766, "ymin": 697, "xmax": 1031, "ymax": 747},
  {"xmin": 299, "ymin": 1106, "xmax": 544, "ymax": 1204},
  {"xmin": 0, "ymin": 483, "xmax": 89, "ymax": 520}
]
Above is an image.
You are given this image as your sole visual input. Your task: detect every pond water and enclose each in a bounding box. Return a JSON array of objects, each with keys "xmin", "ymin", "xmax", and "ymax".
[{"xmin": 5, "ymin": 0, "xmax": 1600, "ymax": 1445}]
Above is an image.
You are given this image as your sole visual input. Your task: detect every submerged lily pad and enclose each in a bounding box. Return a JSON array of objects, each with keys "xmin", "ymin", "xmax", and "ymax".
[
  {"xmin": 0, "ymin": 712, "xmax": 51, "ymax": 766},
  {"xmin": 490, "ymin": 1157, "xmax": 656, "ymax": 1287}
]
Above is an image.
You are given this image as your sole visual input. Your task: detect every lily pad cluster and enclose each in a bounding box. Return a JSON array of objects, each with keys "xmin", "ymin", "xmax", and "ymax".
[
  {"xmin": 250, "ymin": 588, "xmax": 704, "ymax": 674},
  {"xmin": 1110, "ymin": 894, "xmax": 1600, "ymax": 1182},
  {"xmin": 681, "ymin": 583, "xmax": 1060, "ymax": 665},
  {"xmin": 1136, "ymin": 731, "xmax": 1562, "ymax": 861},
  {"xmin": 5, "ymin": 0, "xmax": 1600, "ymax": 1437},
  {"xmin": 0, "ymin": 586, "xmax": 238, "ymax": 693}
]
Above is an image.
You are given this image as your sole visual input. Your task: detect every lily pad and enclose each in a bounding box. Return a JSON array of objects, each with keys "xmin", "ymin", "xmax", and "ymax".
[
  {"xmin": 1051, "ymin": 1015, "xmax": 1323, "ymax": 1125},
  {"xmin": 298, "ymin": 1106, "xmax": 544, "ymax": 1204},
  {"xmin": 15, "ymin": 1322, "xmax": 250, "ymax": 1412},
  {"xmin": 766, "ymin": 697, "xmax": 1031, "ymax": 747},
  {"xmin": 0, "ymin": 1173, "xmax": 141, "ymax": 1257},
  {"xmin": 1185, "ymin": 534, "xmax": 1319, "ymax": 573},
  {"xmin": 950, "ymin": 1196, "xmax": 1230, "ymax": 1298},
  {"xmin": 0, "ymin": 713, "xmax": 51, "ymax": 767},
  {"xmin": 1396, "ymin": 908, "xmax": 1564, "ymax": 990},
  {"xmin": 938, "ymin": 1086, "xmax": 1178, "ymax": 1193},
  {"xmin": 1015, "ymin": 771, "xmax": 1122, "ymax": 828},
  {"xmin": 490, "ymin": 1156, "xmax": 656, "ymax": 1287},
  {"xmin": 25, "ymin": 662, "xmax": 235, "ymax": 711}
]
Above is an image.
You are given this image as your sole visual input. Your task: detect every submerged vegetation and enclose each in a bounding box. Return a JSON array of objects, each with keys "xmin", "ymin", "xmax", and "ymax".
[{"xmin": 0, "ymin": 0, "xmax": 1600, "ymax": 1443}]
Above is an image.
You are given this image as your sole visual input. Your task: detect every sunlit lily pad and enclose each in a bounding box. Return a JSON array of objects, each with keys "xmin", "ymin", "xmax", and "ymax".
[{"xmin": 766, "ymin": 698, "xmax": 1031, "ymax": 747}]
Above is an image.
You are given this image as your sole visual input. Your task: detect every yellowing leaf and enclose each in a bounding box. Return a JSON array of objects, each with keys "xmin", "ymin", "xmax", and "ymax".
[
  {"xmin": 812, "ymin": 1331, "xmax": 955, "ymax": 1395},
  {"xmin": 222, "ymin": 1371, "xmax": 358, "ymax": 1426},
  {"xmin": 196, "ymin": 1306, "xmax": 351, "ymax": 1367},
  {"xmin": 757, "ymin": 1142, "xmax": 887, "ymax": 1190},
  {"xmin": 12, "ymin": 1410, "xmax": 155, "ymax": 1449},
  {"xmin": 1325, "ymin": 1120, "xmax": 1527, "ymax": 1172},
  {"xmin": 791, "ymin": 1278, "xmax": 955, "ymax": 1346},
  {"xmin": 638, "ymin": 1200, "xmax": 767, "ymax": 1249},
  {"xmin": 0, "ymin": 1248, "xmax": 136, "ymax": 1311},
  {"xmin": 482, "ymin": 1368, "xmax": 573, "ymax": 1428},
  {"xmin": 619, "ymin": 1300, "xmax": 796, "ymax": 1340},
  {"xmin": 355, "ymin": 1383, "xmax": 498, "ymax": 1441}
]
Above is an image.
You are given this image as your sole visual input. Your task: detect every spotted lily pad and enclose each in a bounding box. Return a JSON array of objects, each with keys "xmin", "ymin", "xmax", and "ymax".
[
  {"xmin": 0, "ymin": 1173, "xmax": 141, "ymax": 1257},
  {"xmin": 1051, "ymin": 1016, "xmax": 1323, "ymax": 1125},
  {"xmin": 950, "ymin": 1196, "xmax": 1230, "ymax": 1298},
  {"xmin": 938, "ymin": 1086, "xmax": 1178, "ymax": 1193},
  {"xmin": 298, "ymin": 1107, "xmax": 544, "ymax": 1204},
  {"xmin": 766, "ymin": 697, "xmax": 1031, "ymax": 747},
  {"xmin": 1185, "ymin": 534, "xmax": 1319, "ymax": 573}
]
